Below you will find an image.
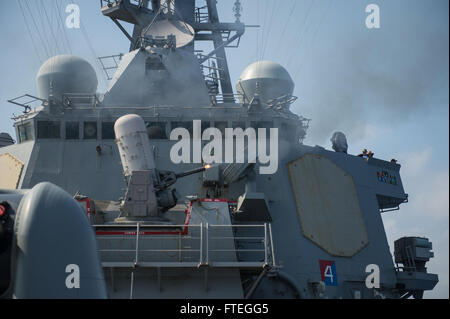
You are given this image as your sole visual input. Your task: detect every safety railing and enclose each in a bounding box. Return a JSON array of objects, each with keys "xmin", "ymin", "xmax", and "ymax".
[
  {"xmin": 8, "ymin": 94, "xmax": 47, "ymax": 115},
  {"xmin": 207, "ymin": 223, "xmax": 276, "ymax": 268},
  {"xmin": 100, "ymin": 0, "xmax": 146, "ymax": 8},
  {"xmin": 62, "ymin": 93, "xmax": 99, "ymax": 109},
  {"xmin": 94, "ymin": 223, "xmax": 275, "ymax": 269},
  {"xmin": 195, "ymin": 6, "xmax": 209, "ymax": 23},
  {"xmin": 98, "ymin": 54, "xmax": 123, "ymax": 80},
  {"xmin": 210, "ymin": 93, "xmax": 244, "ymax": 105}
]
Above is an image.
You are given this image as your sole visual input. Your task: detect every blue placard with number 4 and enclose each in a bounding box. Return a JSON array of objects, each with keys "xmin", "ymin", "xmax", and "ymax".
[{"xmin": 319, "ymin": 260, "xmax": 338, "ymax": 286}]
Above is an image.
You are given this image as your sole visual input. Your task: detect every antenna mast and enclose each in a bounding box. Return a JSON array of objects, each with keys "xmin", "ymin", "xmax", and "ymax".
[{"xmin": 100, "ymin": 0, "xmax": 245, "ymax": 101}]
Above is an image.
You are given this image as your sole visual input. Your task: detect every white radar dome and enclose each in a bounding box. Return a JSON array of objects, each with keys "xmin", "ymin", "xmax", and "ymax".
[
  {"xmin": 114, "ymin": 114, "xmax": 156, "ymax": 177},
  {"xmin": 236, "ymin": 61, "xmax": 294, "ymax": 105},
  {"xmin": 36, "ymin": 55, "xmax": 98, "ymax": 102}
]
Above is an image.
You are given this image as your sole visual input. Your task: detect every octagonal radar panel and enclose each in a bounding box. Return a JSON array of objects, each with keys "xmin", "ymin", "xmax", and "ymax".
[
  {"xmin": 142, "ymin": 19, "xmax": 195, "ymax": 48},
  {"xmin": 287, "ymin": 154, "xmax": 369, "ymax": 257}
]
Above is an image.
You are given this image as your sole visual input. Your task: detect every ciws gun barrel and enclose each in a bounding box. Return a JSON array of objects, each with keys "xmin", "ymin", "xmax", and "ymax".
[
  {"xmin": 155, "ymin": 166, "xmax": 209, "ymax": 191},
  {"xmin": 114, "ymin": 114, "xmax": 209, "ymax": 223},
  {"xmin": 175, "ymin": 166, "xmax": 209, "ymax": 179}
]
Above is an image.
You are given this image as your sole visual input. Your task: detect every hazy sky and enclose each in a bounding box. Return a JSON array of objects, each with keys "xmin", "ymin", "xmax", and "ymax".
[{"xmin": 0, "ymin": 0, "xmax": 448, "ymax": 298}]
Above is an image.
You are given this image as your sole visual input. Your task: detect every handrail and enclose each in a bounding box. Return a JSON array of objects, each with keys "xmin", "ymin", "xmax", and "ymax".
[
  {"xmin": 269, "ymin": 223, "xmax": 276, "ymax": 266},
  {"xmin": 95, "ymin": 223, "xmax": 275, "ymax": 269},
  {"xmin": 199, "ymin": 222, "xmax": 203, "ymax": 264},
  {"xmin": 135, "ymin": 223, "xmax": 140, "ymax": 265},
  {"xmin": 62, "ymin": 93, "xmax": 99, "ymax": 109},
  {"xmin": 98, "ymin": 54, "xmax": 123, "ymax": 80},
  {"xmin": 264, "ymin": 223, "xmax": 268, "ymax": 265}
]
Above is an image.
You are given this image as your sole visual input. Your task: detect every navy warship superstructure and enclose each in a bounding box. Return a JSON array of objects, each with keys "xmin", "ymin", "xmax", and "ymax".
[{"xmin": 0, "ymin": 0, "xmax": 438, "ymax": 299}]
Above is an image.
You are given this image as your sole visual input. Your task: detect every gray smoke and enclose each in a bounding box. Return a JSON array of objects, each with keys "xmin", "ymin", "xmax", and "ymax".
[{"xmin": 291, "ymin": 0, "xmax": 449, "ymax": 145}]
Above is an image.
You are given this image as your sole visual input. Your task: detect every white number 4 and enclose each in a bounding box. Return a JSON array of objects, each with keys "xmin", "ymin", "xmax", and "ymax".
[{"xmin": 324, "ymin": 265, "xmax": 334, "ymax": 283}]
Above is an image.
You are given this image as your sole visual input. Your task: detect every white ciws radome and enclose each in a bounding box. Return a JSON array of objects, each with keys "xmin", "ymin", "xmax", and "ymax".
[{"xmin": 114, "ymin": 114, "xmax": 156, "ymax": 177}]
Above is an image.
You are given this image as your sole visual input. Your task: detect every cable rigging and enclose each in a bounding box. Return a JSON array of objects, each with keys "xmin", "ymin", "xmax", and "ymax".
[
  {"xmin": 292, "ymin": 0, "xmax": 333, "ymax": 81},
  {"xmin": 54, "ymin": 0, "xmax": 73, "ymax": 55},
  {"xmin": 17, "ymin": 0, "xmax": 43, "ymax": 65},
  {"xmin": 285, "ymin": 0, "xmax": 315, "ymax": 69},
  {"xmin": 66, "ymin": 0, "xmax": 108, "ymax": 89},
  {"xmin": 260, "ymin": 0, "xmax": 283, "ymax": 62},
  {"xmin": 22, "ymin": 0, "xmax": 52, "ymax": 59},
  {"xmin": 41, "ymin": 0, "xmax": 64, "ymax": 55},
  {"xmin": 273, "ymin": 0, "xmax": 298, "ymax": 60},
  {"xmin": 34, "ymin": 0, "xmax": 57, "ymax": 57}
]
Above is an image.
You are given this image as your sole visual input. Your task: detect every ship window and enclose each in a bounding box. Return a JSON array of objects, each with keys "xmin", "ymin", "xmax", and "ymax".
[
  {"xmin": 171, "ymin": 121, "xmax": 193, "ymax": 136},
  {"xmin": 146, "ymin": 122, "xmax": 167, "ymax": 140},
  {"xmin": 102, "ymin": 122, "xmax": 115, "ymax": 140},
  {"xmin": 18, "ymin": 122, "xmax": 33, "ymax": 143},
  {"xmin": 83, "ymin": 121, "xmax": 97, "ymax": 140},
  {"xmin": 213, "ymin": 121, "xmax": 228, "ymax": 135},
  {"xmin": 37, "ymin": 121, "xmax": 60, "ymax": 139},
  {"xmin": 65, "ymin": 122, "xmax": 79, "ymax": 140}
]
